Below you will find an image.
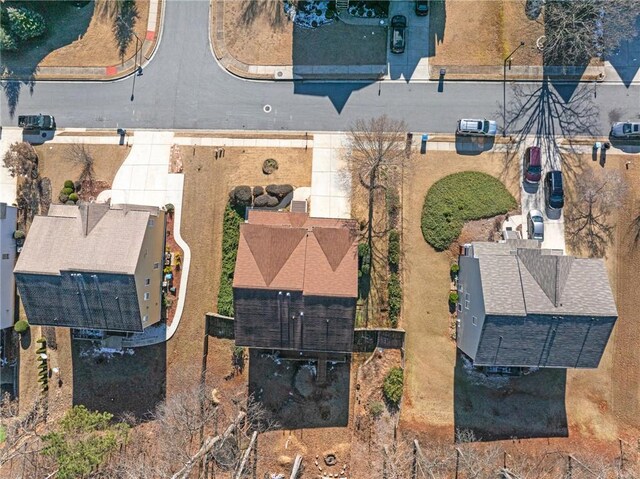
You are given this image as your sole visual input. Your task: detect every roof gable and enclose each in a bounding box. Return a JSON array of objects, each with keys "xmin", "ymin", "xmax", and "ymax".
[
  {"xmin": 241, "ymin": 224, "xmax": 307, "ymax": 286},
  {"xmin": 313, "ymin": 226, "xmax": 355, "ymax": 271}
]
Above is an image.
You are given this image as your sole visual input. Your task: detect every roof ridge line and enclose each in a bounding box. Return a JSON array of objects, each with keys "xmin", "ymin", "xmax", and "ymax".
[{"xmin": 515, "ymin": 256, "xmax": 528, "ymax": 315}]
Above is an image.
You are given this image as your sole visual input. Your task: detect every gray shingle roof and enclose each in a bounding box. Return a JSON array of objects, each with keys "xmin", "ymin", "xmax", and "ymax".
[
  {"xmin": 15, "ymin": 203, "xmax": 159, "ymax": 276},
  {"xmin": 475, "ymin": 241, "xmax": 617, "ymax": 317}
]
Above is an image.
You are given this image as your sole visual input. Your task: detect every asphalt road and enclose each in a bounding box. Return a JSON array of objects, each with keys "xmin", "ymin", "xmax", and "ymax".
[{"xmin": 1, "ymin": 0, "xmax": 639, "ymax": 133}]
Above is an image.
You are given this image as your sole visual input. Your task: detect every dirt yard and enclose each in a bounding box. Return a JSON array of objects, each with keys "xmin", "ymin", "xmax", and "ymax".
[{"xmin": 429, "ymin": 0, "xmax": 543, "ymax": 70}]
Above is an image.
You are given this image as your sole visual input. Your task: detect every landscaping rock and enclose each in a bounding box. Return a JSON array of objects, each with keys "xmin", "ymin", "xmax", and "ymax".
[{"xmin": 253, "ymin": 185, "xmax": 264, "ymax": 197}]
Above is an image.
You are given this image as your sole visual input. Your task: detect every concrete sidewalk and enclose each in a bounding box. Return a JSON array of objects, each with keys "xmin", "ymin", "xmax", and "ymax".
[{"xmin": 0, "ymin": 129, "xmax": 22, "ymax": 205}]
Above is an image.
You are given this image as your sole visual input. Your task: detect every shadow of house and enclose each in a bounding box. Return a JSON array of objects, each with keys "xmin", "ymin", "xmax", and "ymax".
[
  {"xmin": 248, "ymin": 349, "xmax": 350, "ymax": 429},
  {"xmin": 1, "ymin": 1, "xmax": 94, "ymax": 117},
  {"xmin": 453, "ymin": 352, "xmax": 568, "ymax": 441},
  {"xmin": 71, "ymin": 339, "xmax": 166, "ymax": 420},
  {"xmin": 291, "ymin": 21, "xmax": 383, "ymax": 111},
  {"xmin": 428, "ymin": 0, "xmax": 446, "ymax": 58},
  {"xmin": 605, "ymin": 13, "xmax": 640, "ymax": 87}
]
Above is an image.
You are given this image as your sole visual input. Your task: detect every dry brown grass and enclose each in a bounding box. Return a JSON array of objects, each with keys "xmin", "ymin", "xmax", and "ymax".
[
  {"xmin": 430, "ymin": 0, "xmax": 543, "ymax": 68},
  {"xmin": 222, "ymin": 0, "xmax": 293, "ymax": 66},
  {"xmin": 40, "ymin": 0, "xmax": 151, "ymax": 67},
  {"xmin": 399, "ymin": 150, "xmax": 519, "ymax": 437},
  {"xmin": 34, "ymin": 144, "xmax": 130, "ymax": 200}
]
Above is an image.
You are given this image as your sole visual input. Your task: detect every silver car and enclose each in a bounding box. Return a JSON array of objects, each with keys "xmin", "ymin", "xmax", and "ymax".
[
  {"xmin": 456, "ymin": 118, "xmax": 498, "ymax": 137},
  {"xmin": 527, "ymin": 210, "xmax": 544, "ymax": 241},
  {"xmin": 611, "ymin": 122, "xmax": 640, "ymax": 138}
]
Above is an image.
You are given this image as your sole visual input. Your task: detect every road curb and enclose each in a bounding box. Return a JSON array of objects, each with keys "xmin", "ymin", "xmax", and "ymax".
[{"xmin": 1, "ymin": 0, "xmax": 164, "ymax": 82}]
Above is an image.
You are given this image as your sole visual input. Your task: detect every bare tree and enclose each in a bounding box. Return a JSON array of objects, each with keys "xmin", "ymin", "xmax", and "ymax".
[
  {"xmin": 542, "ymin": 0, "xmax": 640, "ymax": 66},
  {"xmin": 2, "ymin": 141, "xmax": 38, "ymax": 179},
  {"xmin": 565, "ymin": 168, "xmax": 628, "ymax": 256},
  {"xmin": 347, "ymin": 115, "xmax": 408, "ymax": 252},
  {"xmin": 67, "ymin": 143, "xmax": 95, "ymax": 187}
]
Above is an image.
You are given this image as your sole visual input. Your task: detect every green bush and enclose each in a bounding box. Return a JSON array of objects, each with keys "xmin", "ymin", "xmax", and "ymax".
[
  {"xmin": 6, "ymin": 6, "xmax": 45, "ymax": 41},
  {"xmin": 369, "ymin": 400, "xmax": 384, "ymax": 419},
  {"xmin": 388, "ymin": 229, "xmax": 400, "ymax": 268},
  {"xmin": 63, "ymin": 180, "xmax": 75, "ymax": 190},
  {"xmin": 451, "ymin": 263, "xmax": 460, "ymax": 274},
  {"xmin": 36, "ymin": 337, "xmax": 47, "ymax": 344},
  {"xmin": 0, "ymin": 25, "xmax": 17, "ymax": 51},
  {"xmin": 62, "ymin": 187, "xmax": 74, "ymax": 196},
  {"xmin": 358, "ymin": 242, "xmax": 370, "ymax": 259},
  {"xmin": 449, "ymin": 292, "xmax": 459, "ymax": 304},
  {"xmin": 13, "ymin": 230, "xmax": 25, "ymax": 240},
  {"xmin": 217, "ymin": 203, "xmax": 243, "ymax": 317},
  {"xmin": 383, "ymin": 367, "xmax": 404, "ymax": 405},
  {"xmin": 421, "ymin": 172, "xmax": 517, "ymax": 251},
  {"xmin": 68, "ymin": 193, "xmax": 79, "ymax": 202},
  {"xmin": 165, "ymin": 203, "xmax": 175, "ymax": 214},
  {"xmin": 14, "ymin": 320, "xmax": 29, "ymax": 334},
  {"xmin": 388, "ymin": 273, "xmax": 402, "ymax": 327}
]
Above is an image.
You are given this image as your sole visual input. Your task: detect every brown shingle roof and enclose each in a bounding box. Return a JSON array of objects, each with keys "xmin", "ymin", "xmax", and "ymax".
[{"xmin": 234, "ymin": 210, "xmax": 357, "ymax": 298}]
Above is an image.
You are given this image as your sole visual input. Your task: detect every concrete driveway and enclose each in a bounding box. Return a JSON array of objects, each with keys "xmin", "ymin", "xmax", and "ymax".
[
  {"xmin": 386, "ymin": 1, "xmax": 430, "ymax": 81},
  {"xmin": 520, "ymin": 139, "xmax": 566, "ymax": 252},
  {"xmin": 310, "ymin": 133, "xmax": 351, "ymax": 219}
]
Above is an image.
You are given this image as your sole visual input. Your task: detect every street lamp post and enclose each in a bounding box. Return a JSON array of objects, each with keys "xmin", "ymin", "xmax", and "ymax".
[{"xmin": 503, "ymin": 41, "xmax": 525, "ymax": 137}]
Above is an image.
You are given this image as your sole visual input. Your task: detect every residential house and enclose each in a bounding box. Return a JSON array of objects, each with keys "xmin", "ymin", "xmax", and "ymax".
[
  {"xmin": 14, "ymin": 202, "xmax": 165, "ymax": 333},
  {"xmin": 233, "ymin": 209, "xmax": 358, "ymax": 354},
  {"xmin": 1, "ymin": 203, "xmax": 17, "ymax": 330},
  {"xmin": 457, "ymin": 240, "xmax": 617, "ymax": 368}
]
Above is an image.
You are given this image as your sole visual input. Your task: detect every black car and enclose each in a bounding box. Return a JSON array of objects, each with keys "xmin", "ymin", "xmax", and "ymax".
[
  {"xmin": 390, "ymin": 15, "xmax": 406, "ymax": 54},
  {"xmin": 544, "ymin": 170, "xmax": 564, "ymax": 210},
  {"xmin": 415, "ymin": 0, "xmax": 429, "ymax": 15}
]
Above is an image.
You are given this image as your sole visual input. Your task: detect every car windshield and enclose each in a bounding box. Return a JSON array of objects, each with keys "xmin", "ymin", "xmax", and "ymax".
[
  {"xmin": 528, "ymin": 165, "xmax": 541, "ymax": 173},
  {"xmin": 482, "ymin": 121, "xmax": 490, "ymax": 133},
  {"xmin": 551, "ymin": 194, "xmax": 563, "ymax": 202},
  {"xmin": 532, "ymin": 215, "xmax": 543, "ymax": 223}
]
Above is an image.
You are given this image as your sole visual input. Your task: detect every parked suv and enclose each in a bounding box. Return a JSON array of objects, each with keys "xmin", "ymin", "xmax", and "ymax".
[
  {"xmin": 390, "ymin": 15, "xmax": 406, "ymax": 54},
  {"xmin": 523, "ymin": 146, "xmax": 541, "ymax": 184},
  {"xmin": 456, "ymin": 119, "xmax": 497, "ymax": 137},
  {"xmin": 544, "ymin": 171, "xmax": 564, "ymax": 210},
  {"xmin": 610, "ymin": 121, "xmax": 640, "ymax": 139}
]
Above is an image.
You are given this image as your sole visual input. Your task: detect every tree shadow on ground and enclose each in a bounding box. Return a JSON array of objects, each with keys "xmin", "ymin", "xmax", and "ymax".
[
  {"xmin": 453, "ymin": 352, "xmax": 568, "ymax": 441},
  {"xmin": 113, "ymin": 0, "xmax": 139, "ymax": 61},
  {"xmin": 241, "ymin": 0, "xmax": 286, "ymax": 29},
  {"xmin": 71, "ymin": 339, "xmax": 166, "ymax": 421},
  {"xmin": 1, "ymin": 1, "xmax": 94, "ymax": 118},
  {"xmin": 248, "ymin": 349, "xmax": 350, "ymax": 429},
  {"xmin": 499, "ymin": 79, "xmax": 597, "ymax": 185}
]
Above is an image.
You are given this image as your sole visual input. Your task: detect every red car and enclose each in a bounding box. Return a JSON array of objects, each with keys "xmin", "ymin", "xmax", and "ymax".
[{"xmin": 523, "ymin": 146, "xmax": 541, "ymax": 184}]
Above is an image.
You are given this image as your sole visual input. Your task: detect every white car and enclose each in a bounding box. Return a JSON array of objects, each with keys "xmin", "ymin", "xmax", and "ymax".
[
  {"xmin": 456, "ymin": 119, "xmax": 497, "ymax": 137},
  {"xmin": 610, "ymin": 122, "xmax": 640, "ymax": 138},
  {"xmin": 527, "ymin": 210, "xmax": 544, "ymax": 241}
]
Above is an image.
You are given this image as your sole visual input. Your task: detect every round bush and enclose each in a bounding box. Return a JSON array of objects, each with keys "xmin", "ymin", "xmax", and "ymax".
[
  {"xmin": 253, "ymin": 186, "xmax": 264, "ymax": 197},
  {"xmin": 254, "ymin": 193, "xmax": 279, "ymax": 208},
  {"xmin": 451, "ymin": 263, "xmax": 460, "ymax": 274},
  {"xmin": 262, "ymin": 158, "xmax": 279, "ymax": 175},
  {"xmin": 449, "ymin": 292, "xmax": 459, "ymax": 304},
  {"xmin": 68, "ymin": 193, "xmax": 79, "ymax": 202},
  {"xmin": 421, "ymin": 172, "xmax": 517, "ymax": 251},
  {"xmin": 64, "ymin": 180, "xmax": 75, "ymax": 190},
  {"xmin": 13, "ymin": 230, "xmax": 25, "ymax": 240},
  {"xmin": 0, "ymin": 26, "xmax": 17, "ymax": 51},
  {"xmin": 265, "ymin": 184, "xmax": 293, "ymax": 200},
  {"xmin": 230, "ymin": 186, "xmax": 253, "ymax": 207},
  {"xmin": 383, "ymin": 367, "xmax": 404, "ymax": 405},
  {"xmin": 6, "ymin": 6, "xmax": 45, "ymax": 41},
  {"xmin": 58, "ymin": 193, "xmax": 69, "ymax": 203},
  {"xmin": 62, "ymin": 187, "xmax": 74, "ymax": 196},
  {"xmin": 14, "ymin": 320, "xmax": 29, "ymax": 334},
  {"xmin": 165, "ymin": 203, "xmax": 175, "ymax": 214}
]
